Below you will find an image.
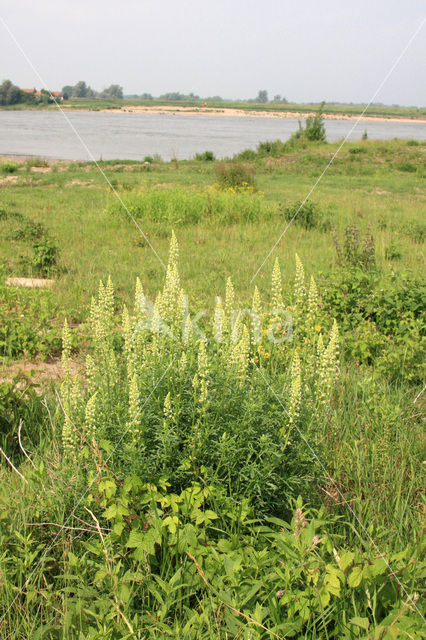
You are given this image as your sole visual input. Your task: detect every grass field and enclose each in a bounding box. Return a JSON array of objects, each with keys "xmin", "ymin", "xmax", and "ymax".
[{"xmin": 0, "ymin": 137, "xmax": 425, "ymax": 638}]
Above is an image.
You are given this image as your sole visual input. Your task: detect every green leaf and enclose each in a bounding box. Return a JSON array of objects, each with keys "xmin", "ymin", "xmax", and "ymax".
[
  {"xmin": 126, "ymin": 530, "xmax": 144, "ymax": 548},
  {"xmin": 324, "ymin": 571, "xmax": 341, "ymax": 597},
  {"xmin": 348, "ymin": 566, "xmax": 364, "ymax": 588},
  {"xmin": 94, "ymin": 568, "xmax": 108, "ymax": 583},
  {"xmin": 350, "ymin": 616, "xmax": 370, "ymax": 630},
  {"xmin": 339, "ymin": 550, "xmax": 355, "ymax": 572}
]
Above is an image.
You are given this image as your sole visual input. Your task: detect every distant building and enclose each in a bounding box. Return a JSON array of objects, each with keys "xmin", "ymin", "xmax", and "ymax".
[{"xmin": 21, "ymin": 88, "xmax": 64, "ymax": 100}]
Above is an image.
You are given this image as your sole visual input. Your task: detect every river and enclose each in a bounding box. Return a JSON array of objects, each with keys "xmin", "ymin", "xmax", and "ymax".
[{"xmin": 0, "ymin": 110, "xmax": 425, "ymax": 161}]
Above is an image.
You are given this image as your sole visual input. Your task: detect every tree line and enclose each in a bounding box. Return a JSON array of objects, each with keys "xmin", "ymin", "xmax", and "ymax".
[{"xmin": 1, "ymin": 79, "xmax": 290, "ymax": 105}]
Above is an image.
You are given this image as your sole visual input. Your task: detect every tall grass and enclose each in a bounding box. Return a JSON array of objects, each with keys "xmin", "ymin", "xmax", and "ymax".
[{"xmin": 106, "ymin": 183, "xmax": 273, "ymax": 225}]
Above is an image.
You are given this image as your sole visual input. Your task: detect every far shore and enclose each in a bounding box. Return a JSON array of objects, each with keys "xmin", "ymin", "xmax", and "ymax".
[
  {"xmin": 3, "ymin": 104, "xmax": 426, "ymax": 124},
  {"xmin": 107, "ymin": 105, "xmax": 426, "ymax": 124}
]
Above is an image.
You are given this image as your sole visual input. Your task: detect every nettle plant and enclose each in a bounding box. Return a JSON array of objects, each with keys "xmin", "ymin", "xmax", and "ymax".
[{"xmin": 61, "ymin": 235, "xmax": 339, "ymax": 515}]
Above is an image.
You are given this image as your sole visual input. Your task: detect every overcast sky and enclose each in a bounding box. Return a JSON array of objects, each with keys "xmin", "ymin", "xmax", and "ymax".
[{"xmin": 1, "ymin": 0, "xmax": 425, "ymax": 105}]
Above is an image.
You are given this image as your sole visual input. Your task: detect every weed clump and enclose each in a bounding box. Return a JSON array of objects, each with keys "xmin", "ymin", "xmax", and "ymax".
[
  {"xmin": 333, "ymin": 223, "xmax": 376, "ymax": 270},
  {"xmin": 215, "ymin": 161, "xmax": 255, "ymax": 189},
  {"xmin": 280, "ymin": 200, "xmax": 328, "ymax": 230}
]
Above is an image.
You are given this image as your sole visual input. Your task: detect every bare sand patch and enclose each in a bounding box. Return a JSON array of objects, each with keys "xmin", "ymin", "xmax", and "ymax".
[
  {"xmin": 30, "ymin": 166, "xmax": 52, "ymax": 173},
  {"xmin": 0, "ymin": 175, "xmax": 19, "ymax": 185},
  {"xmin": 0, "ymin": 357, "xmax": 80, "ymax": 388},
  {"xmin": 89, "ymin": 105, "xmax": 426, "ymax": 124}
]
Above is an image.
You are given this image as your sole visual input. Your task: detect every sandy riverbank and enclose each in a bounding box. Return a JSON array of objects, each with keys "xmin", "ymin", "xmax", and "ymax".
[{"xmin": 72, "ymin": 105, "xmax": 426, "ymax": 124}]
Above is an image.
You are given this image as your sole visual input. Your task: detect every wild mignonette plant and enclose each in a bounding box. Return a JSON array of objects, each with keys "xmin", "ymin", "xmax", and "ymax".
[{"xmin": 61, "ymin": 234, "xmax": 340, "ymax": 516}]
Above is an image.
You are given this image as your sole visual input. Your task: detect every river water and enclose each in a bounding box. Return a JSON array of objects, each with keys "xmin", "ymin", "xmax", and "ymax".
[{"xmin": 0, "ymin": 110, "xmax": 425, "ymax": 161}]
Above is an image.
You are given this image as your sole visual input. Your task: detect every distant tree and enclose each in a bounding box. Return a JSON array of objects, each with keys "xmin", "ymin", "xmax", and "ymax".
[
  {"xmin": 140, "ymin": 93, "xmax": 153, "ymax": 100},
  {"xmin": 256, "ymin": 89, "xmax": 268, "ymax": 103},
  {"xmin": 0, "ymin": 79, "xmax": 22, "ymax": 105},
  {"xmin": 38, "ymin": 89, "xmax": 52, "ymax": 104},
  {"xmin": 205, "ymin": 95, "xmax": 223, "ymax": 102},
  {"xmin": 100, "ymin": 84, "xmax": 123, "ymax": 99},
  {"xmin": 72, "ymin": 81, "xmax": 88, "ymax": 98},
  {"xmin": 158, "ymin": 92, "xmax": 200, "ymax": 101},
  {"xmin": 272, "ymin": 94, "xmax": 288, "ymax": 104},
  {"xmin": 62, "ymin": 85, "xmax": 73, "ymax": 99}
]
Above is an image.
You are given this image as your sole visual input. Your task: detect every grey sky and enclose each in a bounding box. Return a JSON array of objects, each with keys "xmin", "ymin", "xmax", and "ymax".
[{"xmin": 1, "ymin": 0, "xmax": 425, "ymax": 105}]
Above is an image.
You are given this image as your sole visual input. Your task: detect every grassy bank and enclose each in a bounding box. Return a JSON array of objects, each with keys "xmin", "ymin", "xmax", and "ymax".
[
  {"xmin": 0, "ymin": 138, "xmax": 425, "ymax": 638},
  {"xmin": 2, "ymin": 98, "xmax": 426, "ymax": 119}
]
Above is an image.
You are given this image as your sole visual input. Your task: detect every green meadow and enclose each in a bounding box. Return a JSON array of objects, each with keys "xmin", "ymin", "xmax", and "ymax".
[{"xmin": 0, "ymin": 137, "xmax": 425, "ymax": 638}]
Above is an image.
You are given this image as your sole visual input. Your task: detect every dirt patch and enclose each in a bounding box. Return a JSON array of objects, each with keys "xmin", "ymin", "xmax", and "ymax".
[
  {"xmin": 375, "ymin": 188, "xmax": 391, "ymax": 195},
  {"xmin": 0, "ymin": 175, "xmax": 19, "ymax": 186},
  {"xmin": 6, "ymin": 277, "xmax": 55, "ymax": 289},
  {"xmin": 0, "ymin": 358, "xmax": 80, "ymax": 389},
  {"xmin": 30, "ymin": 166, "xmax": 52, "ymax": 173},
  {"xmin": 65, "ymin": 179, "xmax": 95, "ymax": 187}
]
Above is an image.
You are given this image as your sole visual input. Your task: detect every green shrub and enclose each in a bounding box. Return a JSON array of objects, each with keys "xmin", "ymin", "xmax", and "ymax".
[
  {"xmin": 256, "ymin": 139, "xmax": 288, "ymax": 158},
  {"xmin": 0, "ymin": 162, "xmax": 19, "ymax": 174},
  {"xmin": 59, "ymin": 238, "xmax": 339, "ymax": 517},
  {"xmin": 395, "ymin": 161, "xmax": 416, "ymax": 173},
  {"xmin": 233, "ymin": 147, "xmax": 257, "ymax": 161},
  {"xmin": 0, "ymin": 285, "xmax": 62, "ymax": 360},
  {"xmin": 385, "ymin": 241, "xmax": 402, "ymax": 260},
  {"xmin": 194, "ymin": 150, "xmax": 215, "ymax": 161},
  {"xmin": 304, "ymin": 101, "xmax": 327, "ymax": 142},
  {"xmin": 215, "ymin": 161, "xmax": 255, "ymax": 189},
  {"xmin": 322, "ymin": 270, "xmax": 425, "ymax": 382},
  {"xmin": 280, "ymin": 199, "xmax": 324, "ymax": 230}
]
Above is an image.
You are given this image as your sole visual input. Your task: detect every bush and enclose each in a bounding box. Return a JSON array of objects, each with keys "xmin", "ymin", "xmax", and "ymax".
[
  {"xmin": 256, "ymin": 139, "xmax": 287, "ymax": 158},
  {"xmin": 395, "ymin": 161, "xmax": 416, "ymax": 173},
  {"xmin": 1, "ymin": 207, "xmax": 62, "ymax": 277},
  {"xmin": 215, "ymin": 161, "xmax": 255, "ymax": 189},
  {"xmin": 59, "ymin": 237, "xmax": 339, "ymax": 517},
  {"xmin": 0, "ymin": 284, "xmax": 62, "ymax": 360},
  {"xmin": 322, "ymin": 270, "xmax": 425, "ymax": 382},
  {"xmin": 233, "ymin": 147, "xmax": 257, "ymax": 161},
  {"xmin": 304, "ymin": 101, "xmax": 327, "ymax": 142},
  {"xmin": 0, "ymin": 162, "xmax": 19, "ymax": 174},
  {"xmin": 280, "ymin": 199, "xmax": 324, "ymax": 230},
  {"xmin": 194, "ymin": 150, "xmax": 215, "ymax": 161}
]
